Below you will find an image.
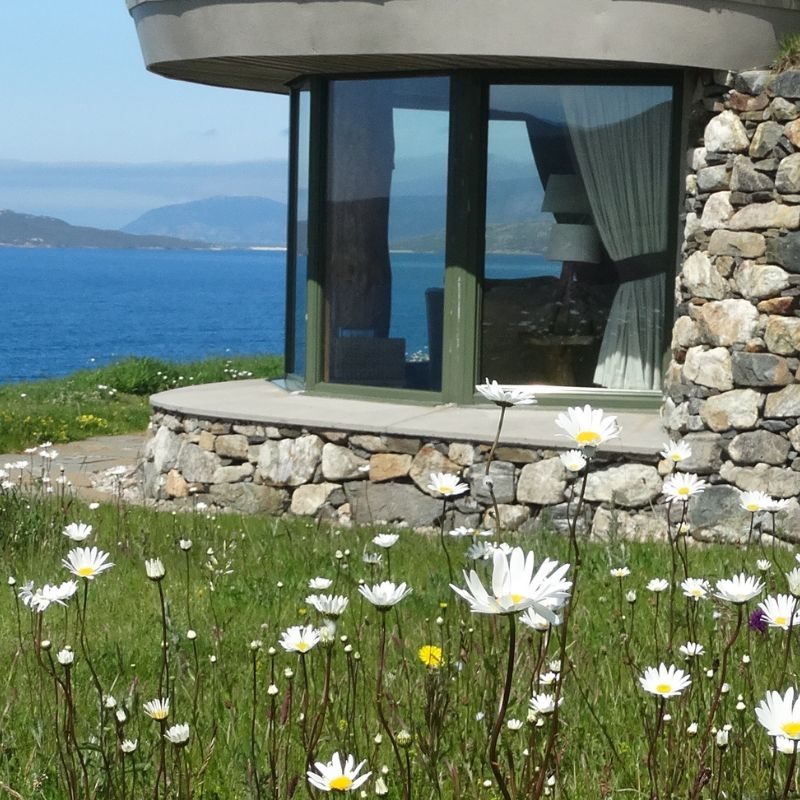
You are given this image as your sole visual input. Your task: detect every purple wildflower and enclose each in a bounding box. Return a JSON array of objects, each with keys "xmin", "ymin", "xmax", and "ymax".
[{"xmin": 749, "ymin": 607, "xmax": 768, "ymax": 634}]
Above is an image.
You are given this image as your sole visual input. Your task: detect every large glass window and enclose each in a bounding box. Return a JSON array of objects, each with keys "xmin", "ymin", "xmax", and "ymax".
[
  {"xmin": 481, "ymin": 84, "xmax": 673, "ymax": 391},
  {"xmin": 322, "ymin": 77, "xmax": 450, "ymax": 390}
]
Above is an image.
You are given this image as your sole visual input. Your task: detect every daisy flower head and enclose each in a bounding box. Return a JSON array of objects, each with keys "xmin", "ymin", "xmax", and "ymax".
[
  {"xmin": 756, "ymin": 688, "xmax": 800, "ymax": 740},
  {"xmin": 529, "ymin": 693, "xmax": 562, "ymax": 716},
  {"xmin": 610, "ymin": 567, "xmax": 630, "ymax": 578},
  {"xmin": 279, "ymin": 624, "xmax": 321, "ymax": 654},
  {"xmin": 639, "ymin": 664, "xmax": 691, "ymax": 699},
  {"xmin": 681, "ymin": 577, "xmax": 710, "ymax": 601},
  {"xmin": 647, "ymin": 578, "xmax": 669, "ymax": 593},
  {"xmin": 372, "ymin": 534, "xmax": 399, "ymax": 549},
  {"xmin": 418, "ymin": 644, "xmax": 444, "ymax": 669},
  {"xmin": 662, "ymin": 473, "xmax": 706, "ymax": 503},
  {"xmin": 57, "ymin": 648, "xmax": 75, "ymax": 666},
  {"xmin": 450, "ymin": 546, "xmax": 571, "ymax": 617},
  {"xmin": 62, "ymin": 547, "xmax": 114, "ymax": 580},
  {"xmin": 143, "ymin": 697, "xmax": 170, "ymax": 720},
  {"xmin": 555, "ymin": 404, "xmax": 620, "ymax": 449},
  {"xmin": 358, "ymin": 581, "xmax": 412, "ymax": 611},
  {"xmin": 776, "ymin": 736, "xmax": 800, "ymax": 755},
  {"xmin": 768, "ymin": 497, "xmax": 791, "ymax": 514},
  {"xmin": 179, "ymin": 538, "xmax": 192, "ymax": 551},
  {"xmin": 449, "ymin": 526, "xmax": 492, "ymax": 538},
  {"xmin": 361, "ymin": 551, "xmax": 382, "ymax": 566},
  {"xmin": 466, "ymin": 541, "xmax": 494, "ymax": 561},
  {"xmin": 120, "ymin": 739, "xmax": 138, "ymax": 754},
  {"xmin": 559, "ymin": 450, "xmax": 587, "ymax": 473},
  {"xmin": 757, "ymin": 559, "xmax": 772, "ymax": 573},
  {"xmin": 520, "ymin": 606, "xmax": 561, "ymax": 632},
  {"xmin": 758, "ymin": 595, "xmax": 800, "ymax": 631},
  {"xmin": 786, "ymin": 567, "xmax": 800, "ymax": 598},
  {"xmin": 715, "ymin": 573, "xmax": 764, "ymax": 604},
  {"xmin": 145, "ymin": 558, "xmax": 166, "ymax": 581},
  {"xmin": 305, "ymin": 594, "xmax": 349, "ymax": 619},
  {"xmin": 475, "ymin": 379, "xmax": 537, "ymax": 407},
  {"xmin": 309, "ymin": 577, "xmax": 333, "ymax": 590},
  {"xmin": 63, "ymin": 523, "xmax": 92, "ymax": 542},
  {"xmin": 164, "ymin": 723, "xmax": 190, "ymax": 747},
  {"xmin": 660, "ymin": 439, "xmax": 692, "ymax": 463},
  {"xmin": 679, "ymin": 642, "xmax": 705, "ymax": 659},
  {"xmin": 307, "ymin": 752, "xmax": 371, "ymax": 793},
  {"xmin": 739, "ymin": 490, "xmax": 772, "ymax": 514},
  {"xmin": 427, "ymin": 472, "xmax": 468, "ymax": 498}
]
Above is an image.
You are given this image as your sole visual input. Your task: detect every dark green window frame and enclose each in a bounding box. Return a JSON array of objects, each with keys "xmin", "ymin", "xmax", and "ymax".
[{"xmin": 285, "ymin": 69, "xmax": 685, "ymax": 409}]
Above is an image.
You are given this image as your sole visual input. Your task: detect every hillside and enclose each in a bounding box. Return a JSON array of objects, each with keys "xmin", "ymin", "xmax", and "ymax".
[
  {"xmin": 123, "ymin": 196, "xmax": 288, "ymax": 246},
  {"xmin": 0, "ymin": 210, "xmax": 210, "ymax": 250}
]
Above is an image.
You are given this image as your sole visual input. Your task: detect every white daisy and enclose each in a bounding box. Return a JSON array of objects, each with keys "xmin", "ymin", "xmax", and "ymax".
[
  {"xmin": 305, "ymin": 594, "xmax": 349, "ymax": 618},
  {"xmin": 307, "ymin": 752, "xmax": 371, "ymax": 793},
  {"xmin": 739, "ymin": 490, "xmax": 772, "ymax": 514},
  {"xmin": 358, "ymin": 581, "xmax": 412, "ymax": 610},
  {"xmin": 662, "ymin": 473, "xmax": 706, "ymax": 503},
  {"xmin": 63, "ymin": 523, "xmax": 92, "ymax": 542},
  {"xmin": 475, "ymin": 379, "xmax": 537, "ymax": 407},
  {"xmin": 715, "ymin": 573, "xmax": 764, "ymax": 604},
  {"xmin": 756, "ymin": 688, "xmax": 800, "ymax": 740},
  {"xmin": 520, "ymin": 606, "xmax": 560, "ymax": 632},
  {"xmin": 449, "ymin": 526, "xmax": 492, "ymax": 538},
  {"xmin": 758, "ymin": 595, "xmax": 800, "ymax": 631},
  {"xmin": 62, "ymin": 547, "xmax": 114, "ymax": 580},
  {"xmin": 164, "ymin": 723, "xmax": 190, "ymax": 746},
  {"xmin": 610, "ymin": 567, "xmax": 630, "ymax": 578},
  {"xmin": 555, "ymin": 404, "xmax": 620, "ymax": 448},
  {"xmin": 639, "ymin": 664, "xmax": 691, "ymax": 699},
  {"xmin": 309, "ymin": 577, "xmax": 333, "ymax": 590},
  {"xmin": 660, "ymin": 439, "xmax": 692, "ymax": 463},
  {"xmin": 427, "ymin": 472, "xmax": 468, "ymax": 497},
  {"xmin": 559, "ymin": 450, "xmax": 587, "ymax": 472},
  {"xmin": 279, "ymin": 625, "xmax": 321, "ymax": 654},
  {"xmin": 145, "ymin": 558, "xmax": 165, "ymax": 581},
  {"xmin": 528, "ymin": 693, "xmax": 562, "ymax": 715},
  {"xmin": 372, "ymin": 534, "xmax": 399, "ymax": 549},
  {"xmin": 120, "ymin": 739, "xmax": 138, "ymax": 754},
  {"xmin": 647, "ymin": 578, "xmax": 669, "ymax": 593},
  {"xmin": 143, "ymin": 697, "xmax": 170, "ymax": 720},
  {"xmin": 681, "ymin": 577, "xmax": 710, "ymax": 601},
  {"xmin": 679, "ymin": 642, "xmax": 705, "ymax": 659}
]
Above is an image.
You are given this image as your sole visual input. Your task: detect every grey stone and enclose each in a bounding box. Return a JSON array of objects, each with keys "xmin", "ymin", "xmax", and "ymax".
[
  {"xmin": 176, "ymin": 443, "xmax": 220, "ymax": 484},
  {"xmin": 349, "ymin": 434, "xmax": 421, "ymax": 454},
  {"xmin": 198, "ymin": 430, "xmax": 216, "ymax": 451},
  {"xmin": 517, "ymin": 457, "xmax": 568, "ymax": 505},
  {"xmin": 700, "ymin": 192, "xmax": 734, "ymax": 229},
  {"xmin": 215, "ymin": 434, "xmax": 249, "ymax": 460},
  {"xmin": 209, "ymin": 483, "xmax": 287, "ymax": 514},
  {"xmin": 467, "ymin": 461, "xmax": 515, "ymax": 504},
  {"xmin": 344, "ymin": 482, "xmax": 442, "ymax": 527},
  {"xmin": 695, "ymin": 299, "xmax": 759, "ymax": 346},
  {"xmin": 482, "ymin": 504, "xmax": 531, "ymax": 532},
  {"xmin": 772, "ymin": 97, "xmax": 800, "ymax": 121},
  {"xmin": 142, "ymin": 461, "xmax": 165, "ymax": 501},
  {"xmin": 699, "ymin": 389, "xmax": 761, "ymax": 432},
  {"xmin": 765, "ymin": 316, "xmax": 800, "ymax": 355},
  {"xmin": 766, "ymin": 232, "xmax": 800, "ymax": 272},
  {"xmin": 728, "ymin": 202, "xmax": 800, "ymax": 231},
  {"xmin": 766, "ymin": 384, "xmax": 800, "ymax": 417},
  {"xmin": 684, "ymin": 212, "xmax": 702, "ymax": 241},
  {"xmin": 697, "ymin": 165, "xmax": 730, "ymax": 192},
  {"xmin": 686, "ymin": 173, "xmax": 697, "ymax": 196},
  {"xmin": 212, "ymin": 463, "xmax": 254, "ymax": 483},
  {"xmin": 671, "ymin": 316, "xmax": 702, "ymax": 349},
  {"xmin": 735, "ymin": 70, "xmax": 772, "ymax": 95},
  {"xmin": 704, "ymin": 111, "xmax": 750, "ymax": 153},
  {"xmin": 448, "ymin": 442, "xmax": 475, "ymax": 466},
  {"xmin": 591, "ymin": 507, "xmax": 667, "ymax": 543},
  {"xmin": 707, "ymin": 230, "xmax": 766, "ymax": 258},
  {"xmin": 719, "ymin": 461, "xmax": 800, "ymax": 497},
  {"xmin": 731, "ymin": 352, "xmax": 793, "ymax": 387},
  {"xmin": 735, "ymin": 261, "xmax": 790, "ymax": 299},
  {"xmin": 409, "ymin": 444, "xmax": 462, "ymax": 495},
  {"xmin": 321, "ymin": 443, "xmax": 368, "ymax": 481},
  {"xmin": 232, "ymin": 424, "xmax": 266, "ymax": 441},
  {"xmin": 690, "ymin": 147, "xmax": 707, "ymax": 171},
  {"xmin": 584, "ymin": 464, "xmax": 662, "ymax": 508},
  {"xmin": 777, "ymin": 153, "xmax": 800, "ymax": 194},
  {"xmin": 687, "ymin": 485, "xmax": 752, "ymax": 543},
  {"xmin": 290, "ymin": 482, "xmax": 339, "ymax": 516},
  {"xmin": 257, "ymin": 434, "xmax": 323, "ymax": 487},
  {"xmin": 682, "ymin": 251, "xmax": 728, "ymax": 299},
  {"xmin": 749, "ymin": 121, "xmax": 784, "ymax": 158},
  {"xmin": 675, "ymin": 432, "xmax": 724, "ymax": 474},
  {"xmin": 772, "ymin": 70, "xmax": 800, "ymax": 99},
  {"xmin": 729, "ymin": 430, "xmax": 790, "ymax": 465},
  {"xmin": 772, "ymin": 499, "xmax": 800, "ymax": 544},
  {"xmin": 151, "ymin": 426, "xmax": 182, "ymax": 473},
  {"xmin": 789, "ymin": 424, "xmax": 800, "ymax": 451},
  {"xmin": 683, "ymin": 346, "xmax": 733, "ymax": 391},
  {"xmin": 730, "ymin": 155, "xmax": 774, "ymax": 193}
]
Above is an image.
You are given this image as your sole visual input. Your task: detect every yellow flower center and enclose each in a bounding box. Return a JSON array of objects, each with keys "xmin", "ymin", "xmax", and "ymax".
[
  {"xmin": 150, "ymin": 709, "xmax": 168, "ymax": 720},
  {"xmin": 438, "ymin": 486, "xmax": 453, "ymax": 495},
  {"xmin": 77, "ymin": 566, "xmax": 95, "ymax": 577},
  {"xmin": 295, "ymin": 641, "xmax": 309, "ymax": 652},
  {"xmin": 677, "ymin": 487, "xmax": 690, "ymax": 496},
  {"xmin": 510, "ymin": 594, "xmax": 525, "ymax": 604},
  {"xmin": 575, "ymin": 430, "xmax": 600, "ymax": 445},
  {"xmin": 670, "ymin": 453, "xmax": 682, "ymax": 462},
  {"xmin": 655, "ymin": 683, "xmax": 672, "ymax": 695},
  {"xmin": 775, "ymin": 616, "xmax": 787, "ymax": 627},
  {"xmin": 330, "ymin": 776, "xmax": 353, "ymax": 791},
  {"xmin": 782, "ymin": 721, "xmax": 800, "ymax": 738}
]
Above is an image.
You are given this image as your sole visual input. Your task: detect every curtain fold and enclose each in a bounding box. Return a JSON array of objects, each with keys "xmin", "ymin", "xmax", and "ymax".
[{"xmin": 561, "ymin": 87, "xmax": 671, "ymax": 390}]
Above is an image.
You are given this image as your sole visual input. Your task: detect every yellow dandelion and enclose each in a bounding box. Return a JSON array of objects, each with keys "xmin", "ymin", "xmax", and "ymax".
[{"xmin": 418, "ymin": 644, "xmax": 444, "ymax": 669}]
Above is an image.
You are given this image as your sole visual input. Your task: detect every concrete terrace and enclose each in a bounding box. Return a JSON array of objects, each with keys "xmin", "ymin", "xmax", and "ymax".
[{"xmin": 150, "ymin": 379, "xmax": 667, "ymax": 458}]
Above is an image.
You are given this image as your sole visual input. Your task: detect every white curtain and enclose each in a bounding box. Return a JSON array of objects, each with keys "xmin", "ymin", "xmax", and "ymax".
[{"xmin": 561, "ymin": 87, "xmax": 671, "ymax": 390}]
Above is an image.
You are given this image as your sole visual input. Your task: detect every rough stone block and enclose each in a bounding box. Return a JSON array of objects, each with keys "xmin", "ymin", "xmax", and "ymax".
[
  {"xmin": 467, "ymin": 461, "xmax": 515, "ymax": 504},
  {"xmin": 765, "ymin": 383, "xmax": 800, "ymax": 417},
  {"xmin": 584, "ymin": 464, "xmax": 662, "ymax": 508},
  {"xmin": 731, "ymin": 352, "xmax": 793, "ymax": 387},
  {"xmin": 321, "ymin": 443, "xmax": 368, "ymax": 481},
  {"xmin": 687, "ymin": 484, "xmax": 752, "ymax": 543},
  {"xmin": 696, "ymin": 165, "xmax": 730, "ymax": 192},
  {"xmin": 675, "ymin": 432, "xmax": 724, "ymax": 474},
  {"xmin": 700, "ymin": 192, "xmax": 734, "ymax": 229},
  {"xmin": 766, "ymin": 231, "xmax": 800, "ymax": 271},
  {"xmin": 695, "ymin": 299, "xmax": 759, "ymax": 346},
  {"xmin": 682, "ymin": 251, "xmax": 728, "ymax": 299},
  {"xmin": 728, "ymin": 202, "xmax": 800, "ymax": 231},
  {"xmin": 749, "ymin": 121, "xmax": 784, "ymax": 158},
  {"xmin": 777, "ymin": 153, "xmax": 800, "ymax": 194},
  {"xmin": 448, "ymin": 442, "xmax": 475, "ymax": 466},
  {"xmin": 671, "ymin": 317, "xmax": 702, "ymax": 349},
  {"xmin": 176, "ymin": 443, "xmax": 220, "ymax": 484},
  {"xmin": 344, "ymin": 482, "xmax": 441, "ymax": 527},
  {"xmin": 720, "ymin": 461, "xmax": 800, "ymax": 497},
  {"xmin": 735, "ymin": 262, "xmax": 790, "ymax": 300},
  {"xmin": 765, "ymin": 316, "xmax": 800, "ymax": 355},
  {"xmin": 707, "ymin": 229, "xmax": 766, "ymax": 258},
  {"xmin": 369, "ymin": 453, "xmax": 412, "ymax": 482},
  {"xmin": 772, "ymin": 70, "xmax": 800, "ymax": 99},
  {"xmin": 683, "ymin": 346, "xmax": 733, "ymax": 391},
  {"xmin": 409, "ymin": 445, "xmax": 461, "ymax": 495},
  {"xmin": 257, "ymin": 434, "xmax": 323, "ymax": 487},
  {"xmin": 728, "ymin": 429, "xmax": 790, "ymax": 465},
  {"xmin": 591, "ymin": 508, "xmax": 667, "ymax": 543},
  {"xmin": 215, "ymin": 434, "xmax": 249, "ymax": 460},
  {"xmin": 517, "ymin": 458, "xmax": 567, "ymax": 505},
  {"xmin": 482, "ymin": 504, "xmax": 531, "ymax": 532},
  {"xmin": 704, "ymin": 110, "xmax": 750, "ymax": 153},
  {"xmin": 151, "ymin": 426, "xmax": 182, "ymax": 473},
  {"xmin": 731, "ymin": 155, "xmax": 774, "ymax": 193},
  {"xmin": 209, "ymin": 483, "xmax": 287, "ymax": 514},
  {"xmin": 699, "ymin": 389, "xmax": 761, "ymax": 432},
  {"xmin": 212, "ymin": 463, "xmax": 255, "ymax": 484},
  {"xmin": 290, "ymin": 483, "xmax": 339, "ymax": 516}
]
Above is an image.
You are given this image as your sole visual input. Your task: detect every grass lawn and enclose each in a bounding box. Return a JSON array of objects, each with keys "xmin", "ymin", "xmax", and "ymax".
[
  {"xmin": 1, "ymin": 480, "xmax": 798, "ymax": 799},
  {"xmin": 0, "ymin": 355, "xmax": 283, "ymax": 452}
]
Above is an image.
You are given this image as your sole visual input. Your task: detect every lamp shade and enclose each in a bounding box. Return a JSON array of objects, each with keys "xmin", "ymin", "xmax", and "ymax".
[
  {"xmin": 545, "ymin": 224, "xmax": 602, "ymax": 263},
  {"xmin": 541, "ymin": 174, "xmax": 592, "ymax": 215}
]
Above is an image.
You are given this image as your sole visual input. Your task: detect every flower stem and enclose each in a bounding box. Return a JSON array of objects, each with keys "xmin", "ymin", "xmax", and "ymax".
[{"xmin": 488, "ymin": 614, "xmax": 516, "ymax": 800}]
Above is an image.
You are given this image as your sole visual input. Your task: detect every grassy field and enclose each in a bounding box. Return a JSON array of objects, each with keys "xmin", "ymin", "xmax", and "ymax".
[
  {"xmin": 1, "ymin": 477, "xmax": 799, "ymax": 799},
  {"xmin": 0, "ymin": 355, "xmax": 283, "ymax": 452}
]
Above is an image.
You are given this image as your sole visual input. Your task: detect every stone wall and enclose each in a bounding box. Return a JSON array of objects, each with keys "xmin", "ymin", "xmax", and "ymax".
[
  {"xmin": 665, "ymin": 68, "xmax": 800, "ymax": 526},
  {"xmin": 143, "ymin": 408, "xmax": 676, "ymax": 540}
]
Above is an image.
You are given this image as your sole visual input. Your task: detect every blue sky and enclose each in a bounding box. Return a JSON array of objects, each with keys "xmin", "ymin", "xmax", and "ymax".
[{"xmin": 0, "ymin": 2, "xmax": 289, "ymax": 227}]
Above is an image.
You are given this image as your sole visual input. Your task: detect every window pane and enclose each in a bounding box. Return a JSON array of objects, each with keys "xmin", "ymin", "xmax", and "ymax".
[
  {"xmin": 481, "ymin": 84, "xmax": 673, "ymax": 390},
  {"xmin": 324, "ymin": 77, "xmax": 449, "ymax": 390}
]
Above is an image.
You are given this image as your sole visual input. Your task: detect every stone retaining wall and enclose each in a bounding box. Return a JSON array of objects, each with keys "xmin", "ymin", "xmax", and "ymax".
[
  {"xmin": 143, "ymin": 408, "xmax": 677, "ymax": 540},
  {"xmin": 664, "ymin": 67, "xmax": 800, "ymax": 534}
]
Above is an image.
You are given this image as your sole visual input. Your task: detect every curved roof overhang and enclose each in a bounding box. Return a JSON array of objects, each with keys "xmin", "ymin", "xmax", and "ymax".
[{"xmin": 127, "ymin": 0, "xmax": 800, "ymax": 93}]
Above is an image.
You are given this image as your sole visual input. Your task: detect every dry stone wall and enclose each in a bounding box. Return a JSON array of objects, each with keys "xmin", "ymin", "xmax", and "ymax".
[{"xmin": 665, "ymin": 68, "xmax": 800, "ymax": 534}]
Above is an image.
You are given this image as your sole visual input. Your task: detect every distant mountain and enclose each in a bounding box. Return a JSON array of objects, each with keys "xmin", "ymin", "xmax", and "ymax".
[
  {"xmin": 123, "ymin": 196, "xmax": 288, "ymax": 246},
  {"xmin": 0, "ymin": 209, "xmax": 211, "ymax": 250},
  {"xmin": 394, "ymin": 220, "xmax": 553, "ymax": 254}
]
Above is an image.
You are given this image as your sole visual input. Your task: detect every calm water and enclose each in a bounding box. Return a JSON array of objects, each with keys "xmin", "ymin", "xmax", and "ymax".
[{"xmin": 0, "ymin": 248, "xmax": 556, "ymax": 384}]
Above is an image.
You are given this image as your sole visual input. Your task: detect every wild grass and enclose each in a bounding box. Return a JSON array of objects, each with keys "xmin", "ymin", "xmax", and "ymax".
[
  {"xmin": 2, "ymin": 478, "xmax": 800, "ymax": 799},
  {"xmin": 0, "ymin": 355, "xmax": 282, "ymax": 452}
]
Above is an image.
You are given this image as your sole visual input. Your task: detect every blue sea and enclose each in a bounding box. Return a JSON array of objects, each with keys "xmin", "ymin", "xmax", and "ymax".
[{"xmin": 0, "ymin": 248, "xmax": 557, "ymax": 384}]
